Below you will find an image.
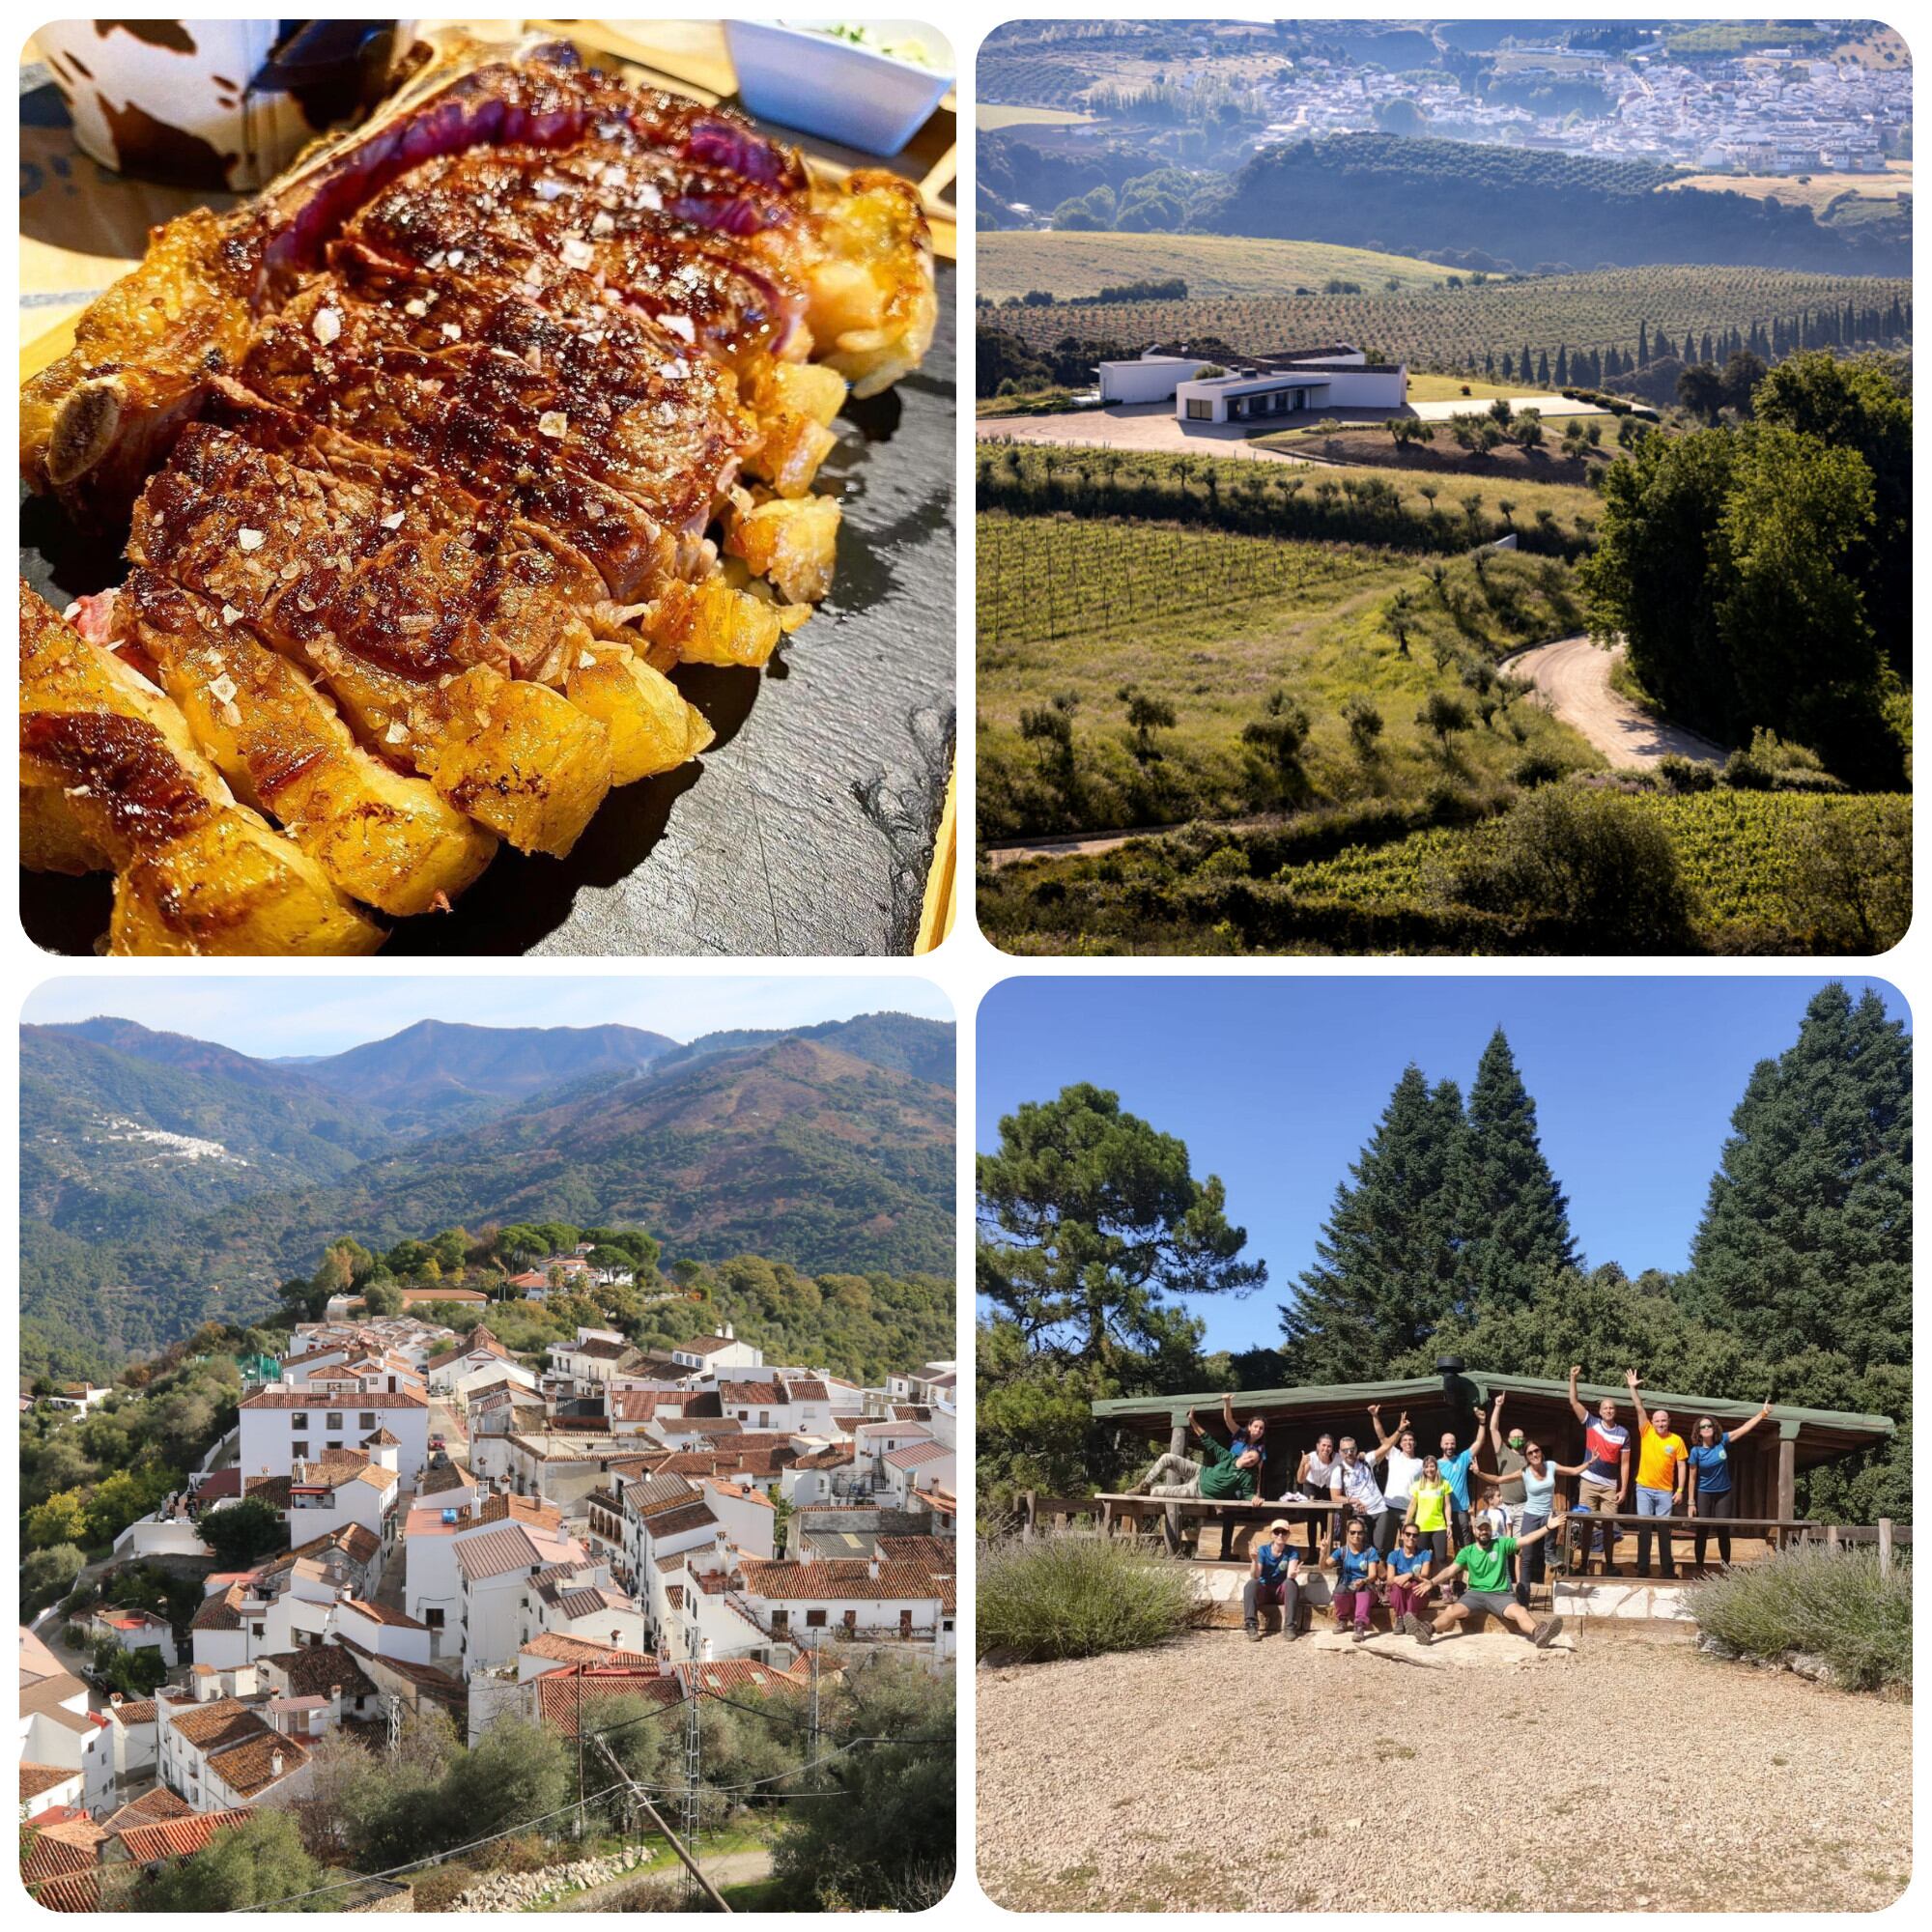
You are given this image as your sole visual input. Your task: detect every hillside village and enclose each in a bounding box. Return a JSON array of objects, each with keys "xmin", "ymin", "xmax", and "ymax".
[{"xmin": 20, "ymin": 1289, "xmax": 956, "ymax": 1909}]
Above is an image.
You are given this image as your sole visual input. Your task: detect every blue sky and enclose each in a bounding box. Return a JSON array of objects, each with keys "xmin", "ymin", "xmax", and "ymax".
[
  {"xmin": 22, "ymin": 975, "xmax": 953, "ymax": 1059},
  {"xmin": 979, "ymin": 976, "xmax": 1908, "ymax": 1354}
]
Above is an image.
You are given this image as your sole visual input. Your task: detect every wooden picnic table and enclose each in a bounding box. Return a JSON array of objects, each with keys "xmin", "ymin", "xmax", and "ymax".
[{"xmin": 1095, "ymin": 1492, "xmax": 1343, "ymax": 1559}]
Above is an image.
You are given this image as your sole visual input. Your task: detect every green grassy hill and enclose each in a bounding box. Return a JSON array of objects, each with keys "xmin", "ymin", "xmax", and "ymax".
[{"xmin": 977, "ymin": 232, "xmax": 1455, "ymax": 301}]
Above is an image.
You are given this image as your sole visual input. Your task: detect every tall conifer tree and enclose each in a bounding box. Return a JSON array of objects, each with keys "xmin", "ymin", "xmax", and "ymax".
[
  {"xmin": 1282, "ymin": 1066, "xmax": 1466, "ymax": 1380},
  {"xmin": 1683, "ymin": 984, "xmax": 1910, "ymax": 1371},
  {"xmin": 1453, "ymin": 1028, "xmax": 1577, "ymax": 1306}
]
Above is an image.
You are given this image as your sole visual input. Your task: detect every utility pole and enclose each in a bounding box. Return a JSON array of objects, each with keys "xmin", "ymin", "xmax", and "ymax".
[
  {"xmin": 576, "ymin": 1664, "xmax": 585, "ymax": 1839},
  {"xmin": 593, "ymin": 1732, "xmax": 731, "ymax": 1913},
  {"xmin": 384, "ymin": 1693, "xmax": 402, "ymax": 1755},
  {"xmin": 683, "ymin": 1683, "xmax": 702, "ymax": 1904},
  {"xmin": 807, "ymin": 1642, "xmax": 820, "ymax": 1758}
]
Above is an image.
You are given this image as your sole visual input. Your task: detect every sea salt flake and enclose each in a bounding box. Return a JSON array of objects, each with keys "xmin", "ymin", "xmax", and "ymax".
[
  {"xmin": 633, "ymin": 183, "xmax": 663, "ymax": 213},
  {"xmin": 446, "ymin": 248, "xmax": 466, "ymax": 268},
  {"xmin": 207, "ymin": 673, "xmax": 238, "ymax": 705},
  {"xmin": 589, "ymin": 211, "xmax": 615, "ymax": 238},
  {"xmin": 311, "ymin": 306, "xmax": 342, "ymax": 345},
  {"xmin": 578, "ymin": 650, "xmax": 597, "ymax": 669},
  {"xmin": 560, "ymin": 238, "xmax": 595, "ymax": 270},
  {"xmin": 440, "ymin": 322, "xmax": 463, "ymax": 341},
  {"xmin": 660, "ymin": 314, "xmax": 696, "ymax": 343},
  {"xmin": 381, "ymin": 510, "xmax": 407, "ymax": 530},
  {"xmin": 404, "ymin": 298, "xmax": 429, "ymax": 318},
  {"xmin": 384, "ymin": 721, "xmax": 411, "ymax": 745},
  {"xmin": 220, "ymin": 604, "xmax": 242, "ymax": 626},
  {"xmin": 534, "ymin": 176, "xmax": 567, "ymax": 202},
  {"xmin": 237, "ymin": 527, "xmax": 267, "ymax": 552},
  {"xmin": 538, "ymin": 411, "xmax": 569, "ymax": 439}
]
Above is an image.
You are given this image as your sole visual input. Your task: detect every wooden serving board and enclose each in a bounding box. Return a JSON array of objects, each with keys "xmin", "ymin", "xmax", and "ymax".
[{"xmin": 17, "ymin": 45, "xmax": 956, "ymax": 959}]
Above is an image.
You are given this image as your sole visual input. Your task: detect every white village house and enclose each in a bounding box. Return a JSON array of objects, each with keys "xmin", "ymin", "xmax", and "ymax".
[{"xmin": 1095, "ymin": 343, "xmax": 1408, "ymax": 424}]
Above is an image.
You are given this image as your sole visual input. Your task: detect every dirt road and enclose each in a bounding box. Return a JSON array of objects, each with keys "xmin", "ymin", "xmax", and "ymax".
[
  {"xmin": 542, "ymin": 1846, "xmax": 774, "ymax": 1911},
  {"xmin": 978, "ymin": 1626, "xmax": 1909, "ymax": 1912},
  {"xmin": 1511, "ymin": 635, "xmax": 1727, "ymax": 769},
  {"xmin": 981, "ymin": 815, "xmax": 1275, "ymax": 870}
]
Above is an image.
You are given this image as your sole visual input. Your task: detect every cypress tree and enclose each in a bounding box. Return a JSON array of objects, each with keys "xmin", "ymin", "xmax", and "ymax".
[
  {"xmin": 1554, "ymin": 344, "xmax": 1569, "ymax": 386},
  {"xmin": 1281, "ymin": 1066, "xmax": 1466, "ymax": 1381},
  {"xmin": 1637, "ymin": 319, "xmax": 1649, "ymax": 365},
  {"xmin": 1682, "ymin": 984, "xmax": 1911, "ymax": 1372},
  {"xmin": 1452, "ymin": 1028, "xmax": 1577, "ymax": 1308}
]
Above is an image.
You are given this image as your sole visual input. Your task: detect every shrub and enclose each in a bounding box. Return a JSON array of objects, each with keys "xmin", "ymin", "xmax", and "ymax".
[
  {"xmin": 1450, "ymin": 781, "xmax": 1696, "ymax": 949},
  {"xmin": 1656, "ymin": 753, "xmax": 1718, "ymax": 794},
  {"xmin": 1512, "ymin": 751, "xmax": 1565, "ymax": 787},
  {"xmin": 977, "ymin": 1534, "xmax": 1205, "ymax": 1662},
  {"xmin": 1721, "ymin": 728, "xmax": 1845, "ymax": 795},
  {"xmin": 1688, "ymin": 1545, "xmax": 1911, "ymax": 1691}
]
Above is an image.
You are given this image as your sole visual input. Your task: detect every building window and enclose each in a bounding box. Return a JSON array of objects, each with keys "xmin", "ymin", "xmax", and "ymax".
[
  {"xmin": 327, "ymin": 1412, "xmax": 344, "ymax": 1431},
  {"xmin": 424, "ymin": 1608, "xmax": 444, "ymax": 1630},
  {"xmin": 771, "ymin": 1609, "xmax": 788, "ymax": 1632},
  {"xmin": 1184, "ymin": 399, "xmax": 1212, "ymax": 421},
  {"xmin": 805, "ymin": 1609, "xmax": 827, "ymax": 1629},
  {"xmin": 292, "ymin": 1440, "xmax": 309, "ymax": 1459},
  {"xmin": 843, "ymin": 1609, "xmax": 858, "ymax": 1632},
  {"xmin": 291, "ymin": 1411, "xmax": 309, "ymax": 1429},
  {"xmin": 359, "ymin": 1412, "xmax": 377, "ymax": 1430}
]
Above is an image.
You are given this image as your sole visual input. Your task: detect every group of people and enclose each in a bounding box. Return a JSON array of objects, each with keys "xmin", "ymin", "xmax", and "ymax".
[{"xmin": 1133, "ymin": 1370, "xmax": 1776, "ymax": 1641}]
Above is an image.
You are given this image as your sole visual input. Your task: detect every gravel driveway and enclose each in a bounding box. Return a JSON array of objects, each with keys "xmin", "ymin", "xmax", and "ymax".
[
  {"xmin": 978, "ymin": 1627, "xmax": 1909, "ymax": 1913},
  {"xmin": 1509, "ymin": 635, "xmax": 1727, "ymax": 769}
]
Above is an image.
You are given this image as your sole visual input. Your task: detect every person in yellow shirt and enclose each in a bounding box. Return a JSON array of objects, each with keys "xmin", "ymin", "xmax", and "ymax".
[
  {"xmin": 1626, "ymin": 1367, "xmax": 1689, "ymax": 1578},
  {"xmin": 1403, "ymin": 1454, "xmax": 1454, "ymax": 1567}
]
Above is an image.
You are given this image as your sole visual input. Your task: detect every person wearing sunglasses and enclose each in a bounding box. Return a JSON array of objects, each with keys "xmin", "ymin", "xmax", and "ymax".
[{"xmin": 1688, "ymin": 1399, "xmax": 1776, "ymax": 1566}]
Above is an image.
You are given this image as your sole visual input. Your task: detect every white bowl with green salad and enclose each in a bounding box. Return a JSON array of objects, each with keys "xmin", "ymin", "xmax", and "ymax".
[{"xmin": 724, "ymin": 20, "xmax": 952, "ymax": 156}]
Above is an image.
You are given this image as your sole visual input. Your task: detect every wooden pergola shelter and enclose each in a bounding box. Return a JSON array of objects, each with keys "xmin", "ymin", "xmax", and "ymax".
[{"xmin": 1090, "ymin": 1365, "xmax": 1894, "ymax": 1553}]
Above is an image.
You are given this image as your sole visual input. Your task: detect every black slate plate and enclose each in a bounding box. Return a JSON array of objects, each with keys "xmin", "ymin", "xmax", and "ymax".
[{"xmin": 19, "ymin": 262, "xmax": 955, "ymax": 959}]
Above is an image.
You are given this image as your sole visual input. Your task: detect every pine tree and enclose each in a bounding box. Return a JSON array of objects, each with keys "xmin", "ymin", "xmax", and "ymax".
[
  {"xmin": 1682, "ymin": 984, "xmax": 1911, "ymax": 1372},
  {"xmin": 1281, "ymin": 1066, "xmax": 1466, "ymax": 1381},
  {"xmin": 1452, "ymin": 1028, "xmax": 1577, "ymax": 1308}
]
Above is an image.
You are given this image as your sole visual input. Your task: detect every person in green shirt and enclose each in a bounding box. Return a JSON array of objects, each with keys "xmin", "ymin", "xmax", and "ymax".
[
  {"xmin": 1403, "ymin": 1516, "xmax": 1563, "ymax": 1648},
  {"xmin": 1135, "ymin": 1406, "xmax": 1260, "ymax": 1500}
]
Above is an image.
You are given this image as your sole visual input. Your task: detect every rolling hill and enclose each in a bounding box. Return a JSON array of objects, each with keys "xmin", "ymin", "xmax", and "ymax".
[
  {"xmin": 20, "ymin": 1013, "xmax": 955, "ymax": 1368},
  {"xmin": 977, "ymin": 232, "xmax": 1455, "ymax": 301}
]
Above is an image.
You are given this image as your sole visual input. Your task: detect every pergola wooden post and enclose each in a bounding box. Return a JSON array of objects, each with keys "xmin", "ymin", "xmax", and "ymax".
[
  {"xmin": 1160, "ymin": 1406, "xmax": 1190, "ymax": 1553},
  {"xmin": 1776, "ymin": 1421, "xmax": 1799, "ymax": 1525}
]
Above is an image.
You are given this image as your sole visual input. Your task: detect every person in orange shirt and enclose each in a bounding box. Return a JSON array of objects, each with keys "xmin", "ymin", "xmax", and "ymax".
[{"xmin": 1626, "ymin": 1367, "xmax": 1690, "ymax": 1578}]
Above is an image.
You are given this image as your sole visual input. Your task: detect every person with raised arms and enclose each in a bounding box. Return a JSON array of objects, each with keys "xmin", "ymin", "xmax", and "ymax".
[
  {"xmin": 1402, "ymin": 1514, "xmax": 1564, "ymax": 1649},
  {"xmin": 1135, "ymin": 1406, "xmax": 1262, "ymax": 1501},
  {"xmin": 1293, "ymin": 1432, "xmax": 1339, "ymax": 1559},
  {"xmin": 1366, "ymin": 1403, "xmax": 1419, "ymax": 1554},
  {"xmin": 1626, "ymin": 1367, "xmax": 1690, "ymax": 1578},
  {"xmin": 1566, "ymin": 1364, "xmax": 1631, "ymax": 1575},
  {"xmin": 1435, "ymin": 1402, "xmax": 1481, "ymax": 1548},
  {"xmin": 1688, "ymin": 1400, "xmax": 1776, "ymax": 1566}
]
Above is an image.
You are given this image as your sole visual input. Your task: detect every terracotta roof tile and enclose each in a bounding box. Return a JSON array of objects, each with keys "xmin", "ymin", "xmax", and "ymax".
[
  {"xmin": 118, "ymin": 1807, "xmax": 255, "ymax": 1862},
  {"xmin": 207, "ymin": 1729, "xmax": 309, "ymax": 1796},
  {"xmin": 739, "ymin": 1559, "xmax": 944, "ymax": 1603}
]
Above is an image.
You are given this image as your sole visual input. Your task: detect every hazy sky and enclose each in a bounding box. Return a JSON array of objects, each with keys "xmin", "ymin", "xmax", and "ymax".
[
  {"xmin": 22, "ymin": 974, "xmax": 953, "ymax": 1058},
  {"xmin": 979, "ymin": 975, "xmax": 1908, "ymax": 1353}
]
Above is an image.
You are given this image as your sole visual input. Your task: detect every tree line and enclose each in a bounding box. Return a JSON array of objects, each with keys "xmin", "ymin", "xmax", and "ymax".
[{"xmin": 979, "ymin": 985, "xmax": 1910, "ymax": 1524}]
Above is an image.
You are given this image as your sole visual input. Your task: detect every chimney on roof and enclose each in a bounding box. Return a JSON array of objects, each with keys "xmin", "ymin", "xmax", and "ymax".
[
  {"xmin": 270, "ymin": 1749, "xmax": 284, "ymax": 1778},
  {"xmin": 698, "ymin": 1636, "xmax": 714, "ymax": 1662},
  {"xmin": 722, "ymin": 1322, "xmax": 733, "ymax": 1340},
  {"xmin": 109, "ymin": 1692, "xmax": 124, "ymax": 1708},
  {"xmin": 868, "ymin": 1552, "xmax": 881, "ymax": 1580}
]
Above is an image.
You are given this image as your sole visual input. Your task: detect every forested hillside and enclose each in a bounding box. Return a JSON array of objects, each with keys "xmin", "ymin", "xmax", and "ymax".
[{"xmin": 20, "ymin": 1013, "xmax": 954, "ymax": 1375}]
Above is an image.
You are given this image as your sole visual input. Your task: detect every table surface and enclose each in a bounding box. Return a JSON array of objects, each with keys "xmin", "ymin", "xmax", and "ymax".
[{"xmin": 19, "ymin": 21, "xmax": 956, "ymax": 958}]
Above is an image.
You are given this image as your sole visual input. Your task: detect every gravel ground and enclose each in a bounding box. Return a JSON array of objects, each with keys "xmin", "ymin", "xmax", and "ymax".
[
  {"xmin": 978, "ymin": 1626, "xmax": 1910, "ymax": 1913},
  {"xmin": 1509, "ymin": 635, "xmax": 1728, "ymax": 769}
]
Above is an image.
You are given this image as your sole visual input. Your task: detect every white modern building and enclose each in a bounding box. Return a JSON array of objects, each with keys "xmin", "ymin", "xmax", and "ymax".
[
  {"xmin": 238, "ymin": 1389, "xmax": 430, "ymax": 1492},
  {"xmin": 1095, "ymin": 344, "xmax": 1408, "ymax": 424}
]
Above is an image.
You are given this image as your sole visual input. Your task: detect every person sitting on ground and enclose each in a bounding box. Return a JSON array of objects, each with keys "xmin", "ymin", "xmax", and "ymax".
[
  {"xmin": 1469, "ymin": 1431, "xmax": 1581, "ymax": 1606},
  {"xmin": 1368, "ymin": 1406, "xmax": 1421, "ymax": 1556},
  {"xmin": 1327, "ymin": 1515, "xmax": 1384, "ymax": 1643},
  {"xmin": 1330, "ymin": 1433, "xmax": 1389, "ymax": 1542},
  {"xmin": 1293, "ymin": 1433, "xmax": 1340, "ymax": 1559},
  {"xmin": 1627, "ymin": 1368, "xmax": 1689, "ymax": 1579},
  {"xmin": 1404, "ymin": 1453, "xmax": 1454, "ymax": 1567},
  {"xmin": 1688, "ymin": 1400, "xmax": 1775, "ymax": 1567},
  {"xmin": 1566, "ymin": 1364, "xmax": 1631, "ymax": 1576},
  {"xmin": 1404, "ymin": 1515, "xmax": 1564, "ymax": 1649},
  {"xmin": 1436, "ymin": 1405, "xmax": 1481, "ymax": 1548},
  {"xmin": 1136, "ymin": 1407, "xmax": 1262, "ymax": 1500},
  {"xmin": 1243, "ymin": 1518, "xmax": 1305, "ymax": 1642},
  {"xmin": 1384, "ymin": 1522, "xmax": 1436, "ymax": 1629}
]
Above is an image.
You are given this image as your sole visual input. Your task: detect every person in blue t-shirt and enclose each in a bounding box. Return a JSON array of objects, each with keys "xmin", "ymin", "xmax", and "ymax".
[
  {"xmin": 1242, "ymin": 1518, "xmax": 1305, "ymax": 1641},
  {"xmin": 1384, "ymin": 1523, "xmax": 1437, "ymax": 1627},
  {"xmin": 1688, "ymin": 1399, "xmax": 1774, "ymax": 1565},
  {"xmin": 1435, "ymin": 1399, "xmax": 1482, "ymax": 1548},
  {"xmin": 1327, "ymin": 1517, "xmax": 1383, "ymax": 1641}
]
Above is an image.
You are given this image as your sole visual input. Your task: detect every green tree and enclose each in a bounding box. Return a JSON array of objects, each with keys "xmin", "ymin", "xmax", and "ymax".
[
  {"xmin": 361, "ymin": 1281, "xmax": 404, "ymax": 1317},
  {"xmin": 1682, "ymin": 984, "xmax": 1910, "ymax": 1373},
  {"xmin": 1452, "ymin": 1028, "xmax": 1578, "ymax": 1309},
  {"xmin": 22, "ymin": 1543, "xmax": 84, "ymax": 1607},
  {"xmin": 977, "ymin": 1083, "xmax": 1265, "ymax": 1365},
  {"xmin": 1282, "ymin": 1066, "xmax": 1466, "ymax": 1380},
  {"xmin": 1676, "ymin": 362, "xmax": 1727, "ymax": 423},
  {"xmin": 25, "ymin": 1489, "xmax": 92, "ymax": 1550},
  {"xmin": 200, "ymin": 1497, "xmax": 287, "ymax": 1570},
  {"xmin": 144, "ymin": 1809, "xmax": 322, "ymax": 1912}
]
